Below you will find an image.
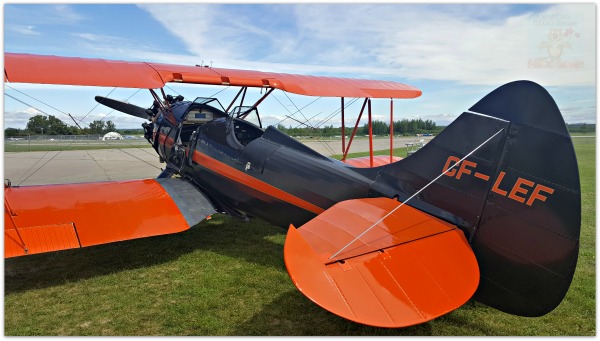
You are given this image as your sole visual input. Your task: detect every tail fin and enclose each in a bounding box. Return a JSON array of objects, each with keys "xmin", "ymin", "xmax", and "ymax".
[{"xmin": 371, "ymin": 81, "xmax": 581, "ymax": 317}]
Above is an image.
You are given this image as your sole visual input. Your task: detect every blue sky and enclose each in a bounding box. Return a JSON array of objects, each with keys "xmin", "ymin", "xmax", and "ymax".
[{"xmin": 3, "ymin": 3, "xmax": 596, "ymax": 130}]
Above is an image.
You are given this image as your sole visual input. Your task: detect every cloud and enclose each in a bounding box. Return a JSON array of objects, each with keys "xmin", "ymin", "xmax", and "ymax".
[
  {"xmin": 4, "ymin": 108, "xmax": 47, "ymax": 129},
  {"xmin": 4, "ymin": 4, "xmax": 594, "ymax": 127},
  {"xmin": 139, "ymin": 4, "xmax": 594, "ymax": 87},
  {"xmin": 48, "ymin": 4, "xmax": 86, "ymax": 24},
  {"xmin": 138, "ymin": 4, "xmax": 234, "ymax": 62},
  {"xmin": 3, "ymin": 107, "xmax": 147, "ymax": 130},
  {"xmin": 6, "ymin": 25, "xmax": 40, "ymax": 35},
  {"xmin": 6, "ymin": 4, "xmax": 85, "ymax": 26},
  {"xmin": 4, "ymin": 84, "xmax": 153, "ymax": 129}
]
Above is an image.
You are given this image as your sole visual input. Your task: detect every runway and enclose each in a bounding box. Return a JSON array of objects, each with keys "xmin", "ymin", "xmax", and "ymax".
[
  {"xmin": 4, "ymin": 148, "xmax": 163, "ymax": 186},
  {"xmin": 4, "ymin": 136, "xmax": 431, "ymax": 186}
]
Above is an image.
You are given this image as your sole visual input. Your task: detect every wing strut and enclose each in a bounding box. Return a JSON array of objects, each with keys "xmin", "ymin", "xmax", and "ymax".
[
  {"xmin": 4, "ymin": 191, "xmax": 28, "ymax": 254},
  {"xmin": 225, "ymin": 86, "xmax": 247, "ymax": 113},
  {"xmin": 240, "ymin": 88, "xmax": 274, "ymax": 120},
  {"xmin": 342, "ymin": 98, "xmax": 369, "ymax": 161},
  {"xmin": 149, "ymin": 89, "xmax": 177, "ymax": 125}
]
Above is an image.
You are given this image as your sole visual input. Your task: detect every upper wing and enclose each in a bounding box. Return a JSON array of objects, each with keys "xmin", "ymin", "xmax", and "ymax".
[
  {"xmin": 4, "ymin": 53, "xmax": 422, "ymax": 99},
  {"xmin": 284, "ymin": 197, "xmax": 479, "ymax": 328},
  {"xmin": 4, "ymin": 178, "xmax": 215, "ymax": 258}
]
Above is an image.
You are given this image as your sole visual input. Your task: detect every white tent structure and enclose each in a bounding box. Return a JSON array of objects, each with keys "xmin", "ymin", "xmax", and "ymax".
[{"xmin": 101, "ymin": 132, "xmax": 123, "ymax": 141}]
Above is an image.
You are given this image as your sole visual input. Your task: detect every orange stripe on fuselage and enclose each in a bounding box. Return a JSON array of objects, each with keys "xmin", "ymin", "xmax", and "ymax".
[
  {"xmin": 192, "ymin": 150, "xmax": 325, "ymax": 215},
  {"xmin": 158, "ymin": 132, "xmax": 175, "ymax": 149}
]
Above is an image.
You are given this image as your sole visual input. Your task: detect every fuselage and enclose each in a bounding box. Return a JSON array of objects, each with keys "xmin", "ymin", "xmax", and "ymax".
[{"xmin": 150, "ymin": 98, "xmax": 383, "ymax": 227}]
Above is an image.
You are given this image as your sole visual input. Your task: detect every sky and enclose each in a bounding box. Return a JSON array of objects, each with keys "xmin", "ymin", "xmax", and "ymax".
[{"xmin": 2, "ymin": 3, "xmax": 597, "ymax": 131}]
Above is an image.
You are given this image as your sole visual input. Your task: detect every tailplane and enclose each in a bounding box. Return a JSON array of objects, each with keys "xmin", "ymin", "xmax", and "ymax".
[{"xmin": 371, "ymin": 80, "xmax": 580, "ymax": 316}]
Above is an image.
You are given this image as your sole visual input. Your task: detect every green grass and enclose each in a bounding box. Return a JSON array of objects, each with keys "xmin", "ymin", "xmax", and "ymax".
[
  {"xmin": 331, "ymin": 146, "xmax": 410, "ymax": 160},
  {"xmin": 4, "ymin": 137, "xmax": 595, "ymax": 335},
  {"xmin": 5, "ymin": 141, "xmax": 152, "ymax": 152}
]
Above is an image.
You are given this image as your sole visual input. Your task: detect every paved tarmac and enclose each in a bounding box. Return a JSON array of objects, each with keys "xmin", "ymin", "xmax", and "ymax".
[
  {"xmin": 302, "ymin": 136, "xmax": 430, "ymax": 156},
  {"xmin": 4, "ymin": 136, "xmax": 431, "ymax": 186},
  {"xmin": 5, "ymin": 148, "xmax": 163, "ymax": 186}
]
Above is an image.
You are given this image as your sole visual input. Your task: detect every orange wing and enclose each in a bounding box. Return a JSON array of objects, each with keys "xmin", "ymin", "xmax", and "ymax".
[
  {"xmin": 284, "ymin": 198, "xmax": 479, "ymax": 328},
  {"xmin": 342, "ymin": 155, "xmax": 403, "ymax": 168},
  {"xmin": 4, "ymin": 53, "xmax": 422, "ymax": 99},
  {"xmin": 4, "ymin": 178, "xmax": 215, "ymax": 258}
]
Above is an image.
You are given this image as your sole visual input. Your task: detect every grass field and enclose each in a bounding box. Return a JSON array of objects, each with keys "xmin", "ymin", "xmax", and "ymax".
[
  {"xmin": 4, "ymin": 137, "xmax": 595, "ymax": 335},
  {"xmin": 4, "ymin": 139, "xmax": 151, "ymax": 152}
]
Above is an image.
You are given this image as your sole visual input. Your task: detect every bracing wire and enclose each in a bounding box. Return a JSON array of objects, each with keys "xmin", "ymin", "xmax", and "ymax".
[
  {"xmin": 7, "ymin": 86, "xmax": 158, "ymax": 185},
  {"xmin": 99, "ymin": 88, "xmax": 142, "ymax": 123},
  {"xmin": 328, "ymin": 127, "xmax": 506, "ymax": 261},
  {"xmin": 79, "ymin": 87, "xmax": 117, "ymax": 124},
  {"xmin": 282, "ymin": 91, "xmax": 314, "ymax": 128},
  {"xmin": 6, "ymin": 85, "xmax": 74, "ymax": 122},
  {"xmin": 165, "ymin": 85, "xmax": 184, "ymax": 99},
  {"xmin": 5, "ymin": 93, "xmax": 55, "ymax": 118}
]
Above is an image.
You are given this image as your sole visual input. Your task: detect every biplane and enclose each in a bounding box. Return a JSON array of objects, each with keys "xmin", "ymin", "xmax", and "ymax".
[{"xmin": 4, "ymin": 53, "xmax": 580, "ymax": 328}]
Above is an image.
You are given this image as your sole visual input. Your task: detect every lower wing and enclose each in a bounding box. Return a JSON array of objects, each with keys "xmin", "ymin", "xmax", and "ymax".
[{"xmin": 5, "ymin": 178, "xmax": 215, "ymax": 258}]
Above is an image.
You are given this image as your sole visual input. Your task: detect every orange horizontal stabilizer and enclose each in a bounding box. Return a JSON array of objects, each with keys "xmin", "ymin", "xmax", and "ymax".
[
  {"xmin": 284, "ymin": 198, "xmax": 479, "ymax": 328},
  {"xmin": 4, "ymin": 178, "xmax": 215, "ymax": 258},
  {"xmin": 342, "ymin": 155, "xmax": 403, "ymax": 168}
]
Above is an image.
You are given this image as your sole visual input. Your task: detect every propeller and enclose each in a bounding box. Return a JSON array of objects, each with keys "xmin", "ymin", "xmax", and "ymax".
[{"xmin": 94, "ymin": 96, "xmax": 151, "ymax": 120}]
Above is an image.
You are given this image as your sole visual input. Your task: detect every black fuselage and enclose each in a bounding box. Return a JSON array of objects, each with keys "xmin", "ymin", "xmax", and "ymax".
[
  {"xmin": 155, "ymin": 108, "xmax": 379, "ymax": 227},
  {"xmin": 151, "ymin": 100, "xmax": 463, "ymax": 230},
  {"xmin": 138, "ymin": 81, "xmax": 585, "ymax": 320}
]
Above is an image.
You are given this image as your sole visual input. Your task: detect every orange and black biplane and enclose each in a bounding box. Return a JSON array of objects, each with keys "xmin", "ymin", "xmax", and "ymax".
[{"xmin": 4, "ymin": 53, "xmax": 580, "ymax": 328}]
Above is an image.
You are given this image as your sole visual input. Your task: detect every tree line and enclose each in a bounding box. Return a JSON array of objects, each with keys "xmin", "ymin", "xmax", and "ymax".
[
  {"xmin": 566, "ymin": 123, "xmax": 595, "ymax": 134},
  {"xmin": 277, "ymin": 118, "xmax": 440, "ymax": 137},
  {"xmin": 4, "ymin": 114, "xmax": 132, "ymax": 137},
  {"xmin": 7, "ymin": 114, "xmax": 592, "ymax": 138}
]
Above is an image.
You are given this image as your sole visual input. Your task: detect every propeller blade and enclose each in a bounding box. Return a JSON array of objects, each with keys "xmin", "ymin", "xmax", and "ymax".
[{"xmin": 94, "ymin": 96, "xmax": 149, "ymax": 120}]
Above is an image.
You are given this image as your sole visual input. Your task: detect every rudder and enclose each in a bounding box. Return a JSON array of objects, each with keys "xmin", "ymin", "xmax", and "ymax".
[
  {"xmin": 370, "ymin": 81, "xmax": 581, "ymax": 317},
  {"xmin": 468, "ymin": 81, "xmax": 580, "ymax": 316}
]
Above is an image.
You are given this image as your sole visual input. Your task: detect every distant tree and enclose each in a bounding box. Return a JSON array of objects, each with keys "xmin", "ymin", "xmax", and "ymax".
[
  {"xmin": 88, "ymin": 120, "xmax": 106, "ymax": 134},
  {"xmin": 47, "ymin": 115, "xmax": 70, "ymax": 134},
  {"xmin": 371, "ymin": 120, "xmax": 389, "ymax": 135},
  {"xmin": 119, "ymin": 128, "xmax": 145, "ymax": 135},
  {"xmin": 5, "ymin": 128, "xmax": 24, "ymax": 137},
  {"xmin": 25, "ymin": 114, "xmax": 70, "ymax": 135},
  {"xmin": 105, "ymin": 121, "xmax": 116, "ymax": 132},
  {"xmin": 25, "ymin": 115, "xmax": 48, "ymax": 134}
]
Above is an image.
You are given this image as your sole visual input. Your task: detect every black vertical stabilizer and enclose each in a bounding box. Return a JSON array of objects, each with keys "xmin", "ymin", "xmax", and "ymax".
[
  {"xmin": 370, "ymin": 81, "xmax": 580, "ymax": 317},
  {"xmin": 467, "ymin": 81, "xmax": 580, "ymax": 316}
]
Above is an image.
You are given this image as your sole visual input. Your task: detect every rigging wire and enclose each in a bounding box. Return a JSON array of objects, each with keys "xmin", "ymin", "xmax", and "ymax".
[
  {"xmin": 328, "ymin": 127, "xmax": 507, "ymax": 261},
  {"xmin": 5, "ymin": 93, "xmax": 55, "ymax": 119},
  {"xmin": 5, "ymin": 85, "xmax": 144, "ymax": 128},
  {"xmin": 100, "ymin": 140, "xmax": 162, "ymax": 170},
  {"xmin": 7, "ymin": 86, "xmax": 155, "ymax": 185},
  {"xmin": 269, "ymin": 92, "xmax": 338, "ymax": 156},
  {"xmin": 314, "ymin": 97, "xmax": 359, "ymax": 129},
  {"xmin": 98, "ymin": 88, "xmax": 142, "ymax": 123},
  {"xmin": 165, "ymin": 85, "xmax": 184, "ymax": 99},
  {"xmin": 79, "ymin": 87, "xmax": 117, "ymax": 124},
  {"xmin": 275, "ymin": 95, "xmax": 360, "ymax": 157},
  {"xmin": 6, "ymin": 85, "xmax": 75, "ymax": 123},
  {"xmin": 281, "ymin": 91, "xmax": 314, "ymax": 128},
  {"xmin": 16, "ymin": 138, "xmax": 161, "ymax": 186},
  {"xmin": 207, "ymin": 85, "xmax": 231, "ymax": 100},
  {"xmin": 17, "ymin": 150, "xmax": 64, "ymax": 186},
  {"xmin": 4, "ymin": 92, "xmax": 85, "ymax": 185},
  {"xmin": 273, "ymin": 94, "xmax": 323, "ymax": 127}
]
